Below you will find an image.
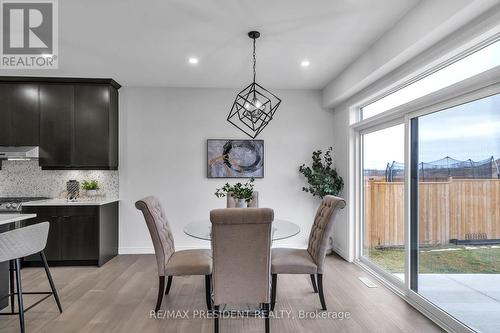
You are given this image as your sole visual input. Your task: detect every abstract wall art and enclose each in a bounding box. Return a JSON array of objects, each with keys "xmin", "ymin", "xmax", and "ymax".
[{"xmin": 207, "ymin": 139, "xmax": 264, "ymax": 178}]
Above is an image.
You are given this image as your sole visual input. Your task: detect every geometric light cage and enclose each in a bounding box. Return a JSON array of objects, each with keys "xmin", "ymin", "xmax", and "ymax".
[
  {"xmin": 227, "ymin": 31, "xmax": 282, "ymax": 139},
  {"xmin": 227, "ymin": 82, "xmax": 282, "ymax": 139}
]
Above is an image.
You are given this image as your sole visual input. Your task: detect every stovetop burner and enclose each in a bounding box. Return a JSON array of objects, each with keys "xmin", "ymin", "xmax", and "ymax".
[{"xmin": 0, "ymin": 197, "xmax": 50, "ymax": 213}]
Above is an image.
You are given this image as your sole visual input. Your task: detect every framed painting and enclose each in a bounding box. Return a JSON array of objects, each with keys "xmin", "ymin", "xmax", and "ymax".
[{"xmin": 207, "ymin": 139, "xmax": 264, "ymax": 178}]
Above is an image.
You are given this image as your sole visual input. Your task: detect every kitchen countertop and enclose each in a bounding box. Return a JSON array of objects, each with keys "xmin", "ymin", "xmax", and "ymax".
[
  {"xmin": 0, "ymin": 214, "xmax": 37, "ymax": 226},
  {"xmin": 22, "ymin": 198, "xmax": 120, "ymax": 206}
]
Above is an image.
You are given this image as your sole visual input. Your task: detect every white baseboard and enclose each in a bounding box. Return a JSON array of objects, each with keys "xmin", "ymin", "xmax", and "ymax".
[
  {"xmin": 332, "ymin": 245, "xmax": 351, "ymax": 262},
  {"xmin": 118, "ymin": 245, "xmax": 211, "ymax": 254},
  {"xmin": 118, "ymin": 247, "xmax": 154, "ymax": 254}
]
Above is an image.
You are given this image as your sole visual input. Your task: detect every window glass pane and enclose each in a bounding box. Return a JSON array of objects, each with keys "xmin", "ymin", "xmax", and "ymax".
[
  {"xmin": 414, "ymin": 93, "xmax": 500, "ymax": 332},
  {"xmin": 363, "ymin": 124, "xmax": 405, "ymax": 280},
  {"xmin": 362, "ymin": 40, "xmax": 500, "ymax": 120}
]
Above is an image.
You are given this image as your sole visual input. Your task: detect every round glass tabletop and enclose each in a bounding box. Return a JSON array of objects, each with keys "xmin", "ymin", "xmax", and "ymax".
[{"xmin": 184, "ymin": 219, "xmax": 300, "ymax": 241}]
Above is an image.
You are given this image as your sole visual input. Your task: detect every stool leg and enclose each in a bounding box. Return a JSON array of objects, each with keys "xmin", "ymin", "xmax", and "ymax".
[
  {"xmin": 39, "ymin": 251, "xmax": 63, "ymax": 313},
  {"xmin": 9, "ymin": 260, "xmax": 15, "ymax": 313},
  {"xmin": 14, "ymin": 258, "xmax": 25, "ymax": 333}
]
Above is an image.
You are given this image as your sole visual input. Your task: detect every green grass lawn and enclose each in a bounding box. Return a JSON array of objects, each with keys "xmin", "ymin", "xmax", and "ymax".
[{"xmin": 368, "ymin": 246, "xmax": 500, "ymax": 274}]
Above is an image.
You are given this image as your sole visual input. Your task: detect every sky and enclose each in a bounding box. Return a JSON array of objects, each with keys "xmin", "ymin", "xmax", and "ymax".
[
  {"xmin": 364, "ymin": 94, "xmax": 500, "ymax": 170},
  {"xmin": 363, "ymin": 40, "xmax": 500, "ymax": 171}
]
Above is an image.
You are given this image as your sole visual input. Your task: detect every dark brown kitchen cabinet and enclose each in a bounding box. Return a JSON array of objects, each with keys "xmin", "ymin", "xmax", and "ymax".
[
  {"xmin": 0, "ymin": 77, "xmax": 120, "ymax": 170},
  {"xmin": 21, "ymin": 202, "xmax": 118, "ymax": 267},
  {"xmin": 73, "ymin": 85, "xmax": 118, "ymax": 168},
  {"xmin": 39, "ymin": 84, "xmax": 74, "ymax": 167},
  {"xmin": 39, "ymin": 83, "xmax": 119, "ymax": 170},
  {"xmin": 0, "ymin": 83, "xmax": 39, "ymax": 146},
  {"xmin": 61, "ymin": 215, "xmax": 99, "ymax": 260}
]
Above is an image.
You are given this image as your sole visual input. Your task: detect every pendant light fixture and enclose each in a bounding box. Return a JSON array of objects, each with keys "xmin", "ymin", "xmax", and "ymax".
[{"xmin": 227, "ymin": 31, "xmax": 281, "ymax": 139}]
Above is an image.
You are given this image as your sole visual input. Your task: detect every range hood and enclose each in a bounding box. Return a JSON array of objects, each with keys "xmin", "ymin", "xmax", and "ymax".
[{"xmin": 0, "ymin": 146, "xmax": 39, "ymax": 160}]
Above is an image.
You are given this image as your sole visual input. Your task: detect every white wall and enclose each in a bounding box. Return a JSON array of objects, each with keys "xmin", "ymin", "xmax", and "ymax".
[
  {"xmin": 322, "ymin": 0, "xmax": 500, "ymax": 108},
  {"xmin": 118, "ymin": 87, "xmax": 336, "ymax": 253}
]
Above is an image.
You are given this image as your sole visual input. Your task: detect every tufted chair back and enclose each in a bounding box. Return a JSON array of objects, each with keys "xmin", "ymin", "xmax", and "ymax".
[
  {"xmin": 307, "ymin": 195, "xmax": 346, "ymax": 273},
  {"xmin": 226, "ymin": 191, "xmax": 259, "ymax": 208},
  {"xmin": 210, "ymin": 208, "xmax": 273, "ymax": 305},
  {"xmin": 135, "ymin": 196, "xmax": 175, "ymax": 277}
]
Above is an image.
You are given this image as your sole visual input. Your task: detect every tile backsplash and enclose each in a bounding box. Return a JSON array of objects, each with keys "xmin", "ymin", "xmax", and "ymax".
[{"xmin": 0, "ymin": 160, "xmax": 118, "ymax": 198}]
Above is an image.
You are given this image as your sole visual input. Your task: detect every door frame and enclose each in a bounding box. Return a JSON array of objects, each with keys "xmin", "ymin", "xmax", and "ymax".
[{"xmin": 351, "ymin": 66, "xmax": 500, "ymax": 332}]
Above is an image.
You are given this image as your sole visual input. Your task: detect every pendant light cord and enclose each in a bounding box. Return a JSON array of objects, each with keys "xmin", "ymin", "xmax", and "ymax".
[{"xmin": 253, "ymin": 37, "xmax": 256, "ymax": 84}]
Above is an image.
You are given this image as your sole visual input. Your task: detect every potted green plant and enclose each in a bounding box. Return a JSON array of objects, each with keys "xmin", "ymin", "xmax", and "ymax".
[
  {"xmin": 215, "ymin": 178, "xmax": 255, "ymax": 208},
  {"xmin": 299, "ymin": 147, "xmax": 343, "ymax": 198},
  {"xmin": 82, "ymin": 180, "xmax": 100, "ymax": 197}
]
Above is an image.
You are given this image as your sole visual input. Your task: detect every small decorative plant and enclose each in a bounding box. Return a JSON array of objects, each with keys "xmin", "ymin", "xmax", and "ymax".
[
  {"xmin": 299, "ymin": 147, "xmax": 343, "ymax": 198},
  {"xmin": 215, "ymin": 178, "xmax": 255, "ymax": 204},
  {"xmin": 82, "ymin": 180, "xmax": 100, "ymax": 191}
]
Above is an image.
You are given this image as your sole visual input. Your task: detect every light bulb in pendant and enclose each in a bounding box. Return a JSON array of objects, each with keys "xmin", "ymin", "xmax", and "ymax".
[{"xmin": 244, "ymin": 97, "xmax": 266, "ymax": 119}]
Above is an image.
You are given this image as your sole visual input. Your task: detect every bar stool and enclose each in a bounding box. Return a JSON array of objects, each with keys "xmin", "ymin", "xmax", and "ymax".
[{"xmin": 0, "ymin": 222, "xmax": 63, "ymax": 333}]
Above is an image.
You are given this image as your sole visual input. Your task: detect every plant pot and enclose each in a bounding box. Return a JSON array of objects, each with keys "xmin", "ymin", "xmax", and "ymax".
[
  {"xmin": 235, "ymin": 199, "xmax": 248, "ymax": 208},
  {"xmin": 86, "ymin": 190, "xmax": 97, "ymax": 197}
]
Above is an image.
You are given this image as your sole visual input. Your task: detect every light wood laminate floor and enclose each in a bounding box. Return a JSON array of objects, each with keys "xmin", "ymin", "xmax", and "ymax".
[{"xmin": 0, "ymin": 254, "xmax": 442, "ymax": 333}]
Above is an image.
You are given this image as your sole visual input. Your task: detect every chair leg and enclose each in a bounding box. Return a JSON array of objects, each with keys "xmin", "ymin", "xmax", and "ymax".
[
  {"xmin": 39, "ymin": 251, "xmax": 63, "ymax": 313},
  {"xmin": 214, "ymin": 305, "xmax": 219, "ymax": 333},
  {"xmin": 14, "ymin": 258, "xmax": 25, "ymax": 333},
  {"xmin": 263, "ymin": 303, "xmax": 270, "ymax": 333},
  {"xmin": 310, "ymin": 274, "xmax": 318, "ymax": 293},
  {"xmin": 317, "ymin": 273, "xmax": 327, "ymax": 311},
  {"xmin": 9, "ymin": 260, "xmax": 15, "ymax": 313},
  {"xmin": 205, "ymin": 275, "xmax": 212, "ymax": 310},
  {"xmin": 271, "ymin": 274, "xmax": 277, "ymax": 311},
  {"xmin": 165, "ymin": 276, "xmax": 173, "ymax": 295},
  {"xmin": 155, "ymin": 276, "xmax": 165, "ymax": 312}
]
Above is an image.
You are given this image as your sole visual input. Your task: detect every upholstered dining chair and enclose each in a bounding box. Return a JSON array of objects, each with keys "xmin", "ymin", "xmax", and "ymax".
[
  {"xmin": 210, "ymin": 208, "xmax": 274, "ymax": 333},
  {"xmin": 226, "ymin": 191, "xmax": 259, "ymax": 208},
  {"xmin": 135, "ymin": 196, "xmax": 212, "ymax": 312},
  {"xmin": 0, "ymin": 222, "xmax": 63, "ymax": 333},
  {"xmin": 270, "ymin": 195, "xmax": 346, "ymax": 311}
]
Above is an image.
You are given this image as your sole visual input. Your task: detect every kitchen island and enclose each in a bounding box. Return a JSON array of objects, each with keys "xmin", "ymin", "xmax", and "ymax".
[{"xmin": 0, "ymin": 214, "xmax": 36, "ymax": 226}]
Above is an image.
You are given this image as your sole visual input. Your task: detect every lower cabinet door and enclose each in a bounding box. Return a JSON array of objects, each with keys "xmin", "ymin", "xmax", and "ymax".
[
  {"xmin": 24, "ymin": 216, "xmax": 62, "ymax": 262},
  {"xmin": 61, "ymin": 216, "xmax": 98, "ymax": 260}
]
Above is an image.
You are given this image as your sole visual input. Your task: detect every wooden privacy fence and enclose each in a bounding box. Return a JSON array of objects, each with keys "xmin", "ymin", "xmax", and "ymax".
[{"xmin": 365, "ymin": 178, "xmax": 500, "ymax": 247}]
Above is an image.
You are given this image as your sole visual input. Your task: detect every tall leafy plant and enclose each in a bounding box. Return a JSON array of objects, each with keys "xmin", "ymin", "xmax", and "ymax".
[{"xmin": 299, "ymin": 147, "xmax": 343, "ymax": 198}]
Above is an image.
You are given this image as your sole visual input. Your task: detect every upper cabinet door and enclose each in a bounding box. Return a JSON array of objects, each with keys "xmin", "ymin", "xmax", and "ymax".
[
  {"xmin": 11, "ymin": 84, "xmax": 39, "ymax": 146},
  {"xmin": 0, "ymin": 84, "xmax": 12, "ymax": 145},
  {"xmin": 73, "ymin": 85, "xmax": 110, "ymax": 167},
  {"xmin": 39, "ymin": 85, "xmax": 74, "ymax": 167},
  {"xmin": 0, "ymin": 83, "xmax": 39, "ymax": 146}
]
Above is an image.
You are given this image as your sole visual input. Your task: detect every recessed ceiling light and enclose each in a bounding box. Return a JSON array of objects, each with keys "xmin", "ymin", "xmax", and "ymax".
[
  {"xmin": 300, "ymin": 60, "xmax": 310, "ymax": 67},
  {"xmin": 188, "ymin": 57, "xmax": 199, "ymax": 65}
]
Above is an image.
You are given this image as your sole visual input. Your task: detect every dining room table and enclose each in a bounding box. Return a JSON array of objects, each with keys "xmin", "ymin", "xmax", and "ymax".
[{"xmin": 183, "ymin": 219, "xmax": 300, "ymax": 241}]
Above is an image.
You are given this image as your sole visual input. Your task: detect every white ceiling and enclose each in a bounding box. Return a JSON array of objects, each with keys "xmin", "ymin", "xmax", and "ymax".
[{"xmin": 0, "ymin": 0, "xmax": 420, "ymax": 89}]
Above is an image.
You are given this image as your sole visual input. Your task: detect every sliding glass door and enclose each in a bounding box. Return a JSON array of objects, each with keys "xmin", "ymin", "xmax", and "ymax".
[
  {"xmin": 361, "ymin": 123, "xmax": 406, "ymax": 282},
  {"xmin": 411, "ymin": 93, "xmax": 500, "ymax": 333}
]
